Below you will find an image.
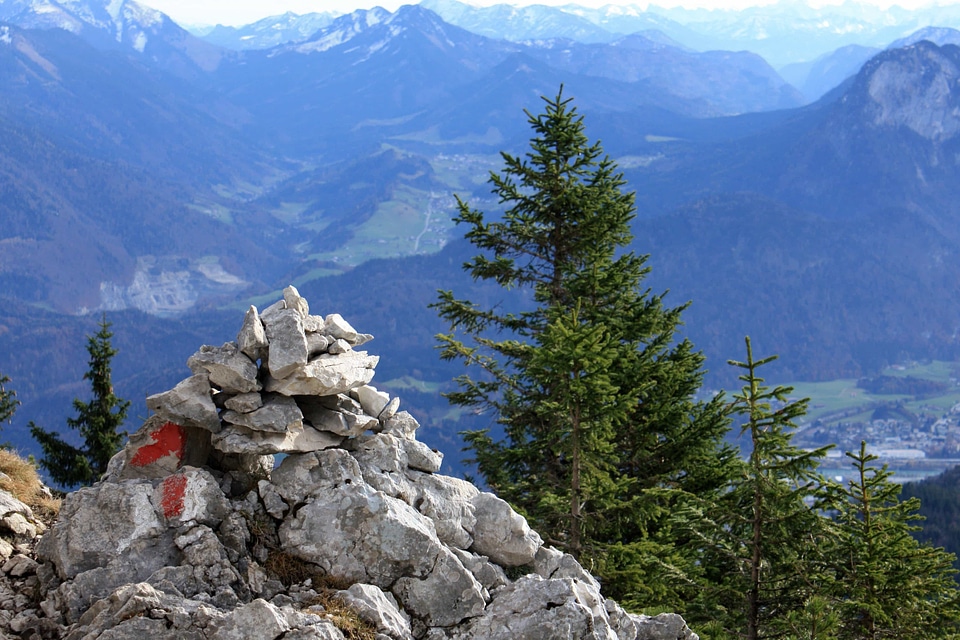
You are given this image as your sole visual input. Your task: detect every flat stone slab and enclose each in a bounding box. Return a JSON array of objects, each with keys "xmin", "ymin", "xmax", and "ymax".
[
  {"xmin": 264, "ymin": 351, "xmax": 379, "ymax": 397},
  {"xmin": 221, "ymin": 394, "xmax": 303, "ymax": 433},
  {"xmin": 210, "ymin": 424, "xmax": 343, "ymax": 455}
]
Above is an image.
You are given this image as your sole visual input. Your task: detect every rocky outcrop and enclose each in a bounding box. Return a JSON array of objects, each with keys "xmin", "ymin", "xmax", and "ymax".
[{"xmin": 20, "ymin": 286, "xmax": 698, "ymax": 640}]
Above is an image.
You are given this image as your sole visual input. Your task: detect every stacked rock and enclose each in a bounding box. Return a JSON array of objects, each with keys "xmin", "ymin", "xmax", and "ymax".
[{"xmin": 25, "ymin": 287, "xmax": 699, "ymax": 640}]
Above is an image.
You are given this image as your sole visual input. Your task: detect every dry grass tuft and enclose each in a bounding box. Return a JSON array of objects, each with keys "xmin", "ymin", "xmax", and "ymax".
[
  {"xmin": 264, "ymin": 549, "xmax": 319, "ymax": 586},
  {"xmin": 263, "ymin": 551, "xmax": 377, "ymax": 640},
  {"xmin": 0, "ymin": 448, "xmax": 60, "ymax": 518},
  {"xmin": 311, "ymin": 589, "xmax": 379, "ymax": 640}
]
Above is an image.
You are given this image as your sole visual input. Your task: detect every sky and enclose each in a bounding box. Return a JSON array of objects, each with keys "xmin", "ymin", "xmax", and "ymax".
[{"xmin": 141, "ymin": 0, "xmax": 945, "ymax": 27}]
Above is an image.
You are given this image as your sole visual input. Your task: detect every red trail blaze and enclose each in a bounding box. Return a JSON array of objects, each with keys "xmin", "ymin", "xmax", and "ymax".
[
  {"xmin": 130, "ymin": 422, "xmax": 186, "ymax": 467},
  {"xmin": 160, "ymin": 474, "xmax": 188, "ymax": 519}
]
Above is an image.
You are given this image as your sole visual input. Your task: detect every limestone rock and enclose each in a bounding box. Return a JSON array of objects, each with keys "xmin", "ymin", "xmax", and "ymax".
[
  {"xmin": 328, "ymin": 338, "xmax": 352, "ymax": 355},
  {"xmin": 381, "ymin": 412, "xmax": 420, "ymax": 440},
  {"xmin": 352, "ymin": 385, "xmax": 396, "ymax": 419},
  {"xmin": 237, "ymin": 305, "xmax": 269, "ymax": 361},
  {"xmin": 283, "ymin": 285, "xmax": 310, "ymax": 318},
  {"xmin": 222, "ymin": 394, "xmax": 304, "ymax": 433},
  {"xmin": 402, "ymin": 439, "xmax": 442, "ymax": 473},
  {"xmin": 0, "ymin": 490, "xmax": 33, "ymax": 529},
  {"xmin": 279, "ymin": 483, "xmax": 441, "ymax": 587},
  {"xmin": 626, "ymin": 612, "xmax": 699, "ymax": 640},
  {"xmin": 302, "ymin": 314, "xmax": 325, "ymax": 333},
  {"xmin": 470, "ymin": 492, "xmax": 542, "ymax": 567},
  {"xmin": 450, "ymin": 548, "xmax": 508, "ymax": 594},
  {"xmin": 146, "ymin": 374, "xmax": 221, "ymax": 433},
  {"xmin": 38, "ymin": 481, "xmax": 167, "ymax": 582},
  {"xmin": 459, "ymin": 575, "xmax": 615, "ymax": 640},
  {"xmin": 109, "ymin": 416, "xmax": 211, "ymax": 481},
  {"xmin": 271, "ymin": 450, "xmax": 363, "ymax": 505},
  {"xmin": 407, "ymin": 473, "xmax": 477, "ymax": 550},
  {"xmin": 391, "ymin": 548, "xmax": 486, "ymax": 627},
  {"xmin": 187, "ymin": 342, "xmax": 260, "ymax": 394},
  {"xmin": 265, "ymin": 308, "xmax": 309, "ymax": 380},
  {"xmin": 306, "ymin": 332, "xmax": 330, "ymax": 357},
  {"xmin": 264, "ymin": 351, "xmax": 379, "ymax": 397},
  {"xmin": 298, "ymin": 396, "xmax": 377, "ymax": 437},
  {"xmin": 212, "ymin": 598, "xmax": 289, "ymax": 640},
  {"xmin": 338, "ymin": 584, "xmax": 412, "ymax": 640},
  {"xmin": 533, "ymin": 545, "xmax": 600, "ymax": 591},
  {"xmin": 223, "ymin": 392, "xmax": 263, "ymax": 414},
  {"xmin": 152, "ymin": 468, "xmax": 231, "ymax": 527},
  {"xmin": 211, "ymin": 424, "xmax": 343, "ymax": 456},
  {"xmin": 323, "ymin": 313, "xmax": 359, "ymax": 343}
]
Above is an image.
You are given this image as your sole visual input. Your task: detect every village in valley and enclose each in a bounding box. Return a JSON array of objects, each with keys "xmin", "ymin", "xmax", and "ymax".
[{"xmin": 772, "ymin": 362, "xmax": 960, "ymax": 483}]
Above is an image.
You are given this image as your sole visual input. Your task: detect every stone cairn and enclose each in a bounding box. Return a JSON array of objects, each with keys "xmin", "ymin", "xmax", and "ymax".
[{"xmin": 13, "ymin": 287, "xmax": 697, "ymax": 640}]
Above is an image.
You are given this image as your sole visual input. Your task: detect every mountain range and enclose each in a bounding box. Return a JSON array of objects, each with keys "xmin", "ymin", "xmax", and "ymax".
[{"xmin": 3, "ymin": 0, "xmax": 960, "ymax": 471}]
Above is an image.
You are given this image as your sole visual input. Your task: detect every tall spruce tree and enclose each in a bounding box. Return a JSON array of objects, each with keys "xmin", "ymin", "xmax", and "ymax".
[
  {"xmin": 0, "ymin": 375, "xmax": 19, "ymax": 428},
  {"xmin": 433, "ymin": 88, "xmax": 735, "ymax": 608},
  {"xmin": 31, "ymin": 317, "xmax": 129, "ymax": 488},
  {"xmin": 690, "ymin": 337, "xmax": 834, "ymax": 639},
  {"xmin": 823, "ymin": 442, "xmax": 960, "ymax": 639}
]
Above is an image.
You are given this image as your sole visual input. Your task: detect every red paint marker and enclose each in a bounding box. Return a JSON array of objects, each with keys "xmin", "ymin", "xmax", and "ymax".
[
  {"xmin": 131, "ymin": 422, "xmax": 186, "ymax": 467},
  {"xmin": 160, "ymin": 474, "xmax": 188, "ymax": 518}
]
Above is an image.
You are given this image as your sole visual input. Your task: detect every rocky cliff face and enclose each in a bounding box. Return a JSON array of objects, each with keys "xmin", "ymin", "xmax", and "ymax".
[{"xmin": 0, "ymin": 287, "xmax": 697, "ymax": 640}]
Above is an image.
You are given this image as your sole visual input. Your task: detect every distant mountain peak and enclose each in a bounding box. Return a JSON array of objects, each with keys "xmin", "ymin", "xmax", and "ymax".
[
  {"xmin": 292, "ymin": 7, "xmax": 390, "ymax": 54},
  {"xmin": 853, "ymin": 41, "xmax": 960, "ymax": 141}
]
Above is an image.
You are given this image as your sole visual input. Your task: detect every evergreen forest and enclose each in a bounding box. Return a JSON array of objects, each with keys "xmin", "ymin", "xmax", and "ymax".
[{"xmin": 434, "ymin": 89, "xmax": 960, "ymax": 637}]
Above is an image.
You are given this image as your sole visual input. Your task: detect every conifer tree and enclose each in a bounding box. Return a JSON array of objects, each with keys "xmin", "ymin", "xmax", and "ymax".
[
  {"xmin": 690, "ymin": 337, "xmax": 833, "ymax": 639},
  {"xmin": 0, "ymin": 374, "xmax": 19, "ymax": 428},
  {"xmin": 823, "ymin": 442, "xmax": 960, "ymax": 639},
  {"xmin": 433, "ymin": 88, "xmax": 735, "ymax": 607},
  {"xmin": 31, "ymin": 317, "xmax": 129, "ymax": 488}
]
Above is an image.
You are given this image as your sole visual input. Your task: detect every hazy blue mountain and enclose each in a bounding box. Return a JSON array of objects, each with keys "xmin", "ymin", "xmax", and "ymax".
[
  {"xmin": 0, "ymin": 0, "xmax": 230, "ymax": 76},
  {"xmin": 779, "ymin": 44, "xmax": 880, "ymax": 102},
  {"xmin": 888, "ymin": 25, "xmax": 960, "ymax": 49},
  {"xmin": 419, "ymin": 0, "xmax": 618, "ymax": 43},
  {"xmin": 0, "ymin": 24, "xmax": 257, "ymax": 185},
  {"xmin": 524, "ymin": 35, "xmax": 803, "ymax": 114},
  {"xmin": 212, "ymin": 5, "xmax": 523, "ymax": 156},
  {"xmin": 421, "ymin": 0, "xmax": 710, "ymax": 51},
  {"xmin": 638, "ymin": 1, "xmax": 920, "ymax": 66},
  {"xmin": 196, "ymin": 11, "xmax": 338, "ymax": 50}
]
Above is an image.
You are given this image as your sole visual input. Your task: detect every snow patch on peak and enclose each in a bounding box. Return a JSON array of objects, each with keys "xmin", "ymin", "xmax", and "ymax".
[
  {"xmin": 32, "ymin": 2, "xmax": 82, "ymax": 33},
  {"xmin": 106, "ymin": 0, "xmax": 123, "ymax": 21},
  {"xmin": 132, "ymin": 29, "xmax": 146, "ymax": 51},
  {"xmin": 124, "ymin": 1, "xmax": 162, "ymax": 28},
  {"xmin": 0, "ymin": 26, "xmax": 10, "ymax": 44},
  {"xmin": 106, "ymin": 0, "xmax": 124, "ymax": 41},
  {"xmin": 294, "ymin": 8, "xmax": 390, "ymax": 54}
]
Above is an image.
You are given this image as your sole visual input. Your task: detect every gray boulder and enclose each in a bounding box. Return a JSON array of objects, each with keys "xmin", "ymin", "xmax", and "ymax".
[
  {"xmin": 391, "ymin": 548, "xmax": 486, "ymax": 627},
  {"xmin": 279, "ymin": 483, "xmax": 441, "ymax": 587},
  {"xmin": 470, "ymin": 492, "xmax": 542, "ymax": 567},
  {"xmin": 187, "ymin": 342, "xmax": 260, "ymax": 394},
  {"xmin": 221, "ymin": 394, "xmax": 304, "ymax": 433},
  {"xmin": 146, "ymin": 374, "xmax": 221, "ymax": 433},
  {"xmin": 458, "ymin": 575, "xmax": 615, "ymax": 640},
  {"xmin": 338, "ymin": 583, "xmax": 412, "ymax": 640},
  {"xmin": 211, "ymin": 424, "xmax": 343, "ymax": 456},
  {"xmin": 264, "ymin": 351, "xmax": 379, "ymax": 397},
  {"xmin": 264, "ymin": 308, "xmax": 309, "ymax": 380},
  {"xmin": 237, "ymin": 305, "xmax": 269, "ymax": 361}
]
